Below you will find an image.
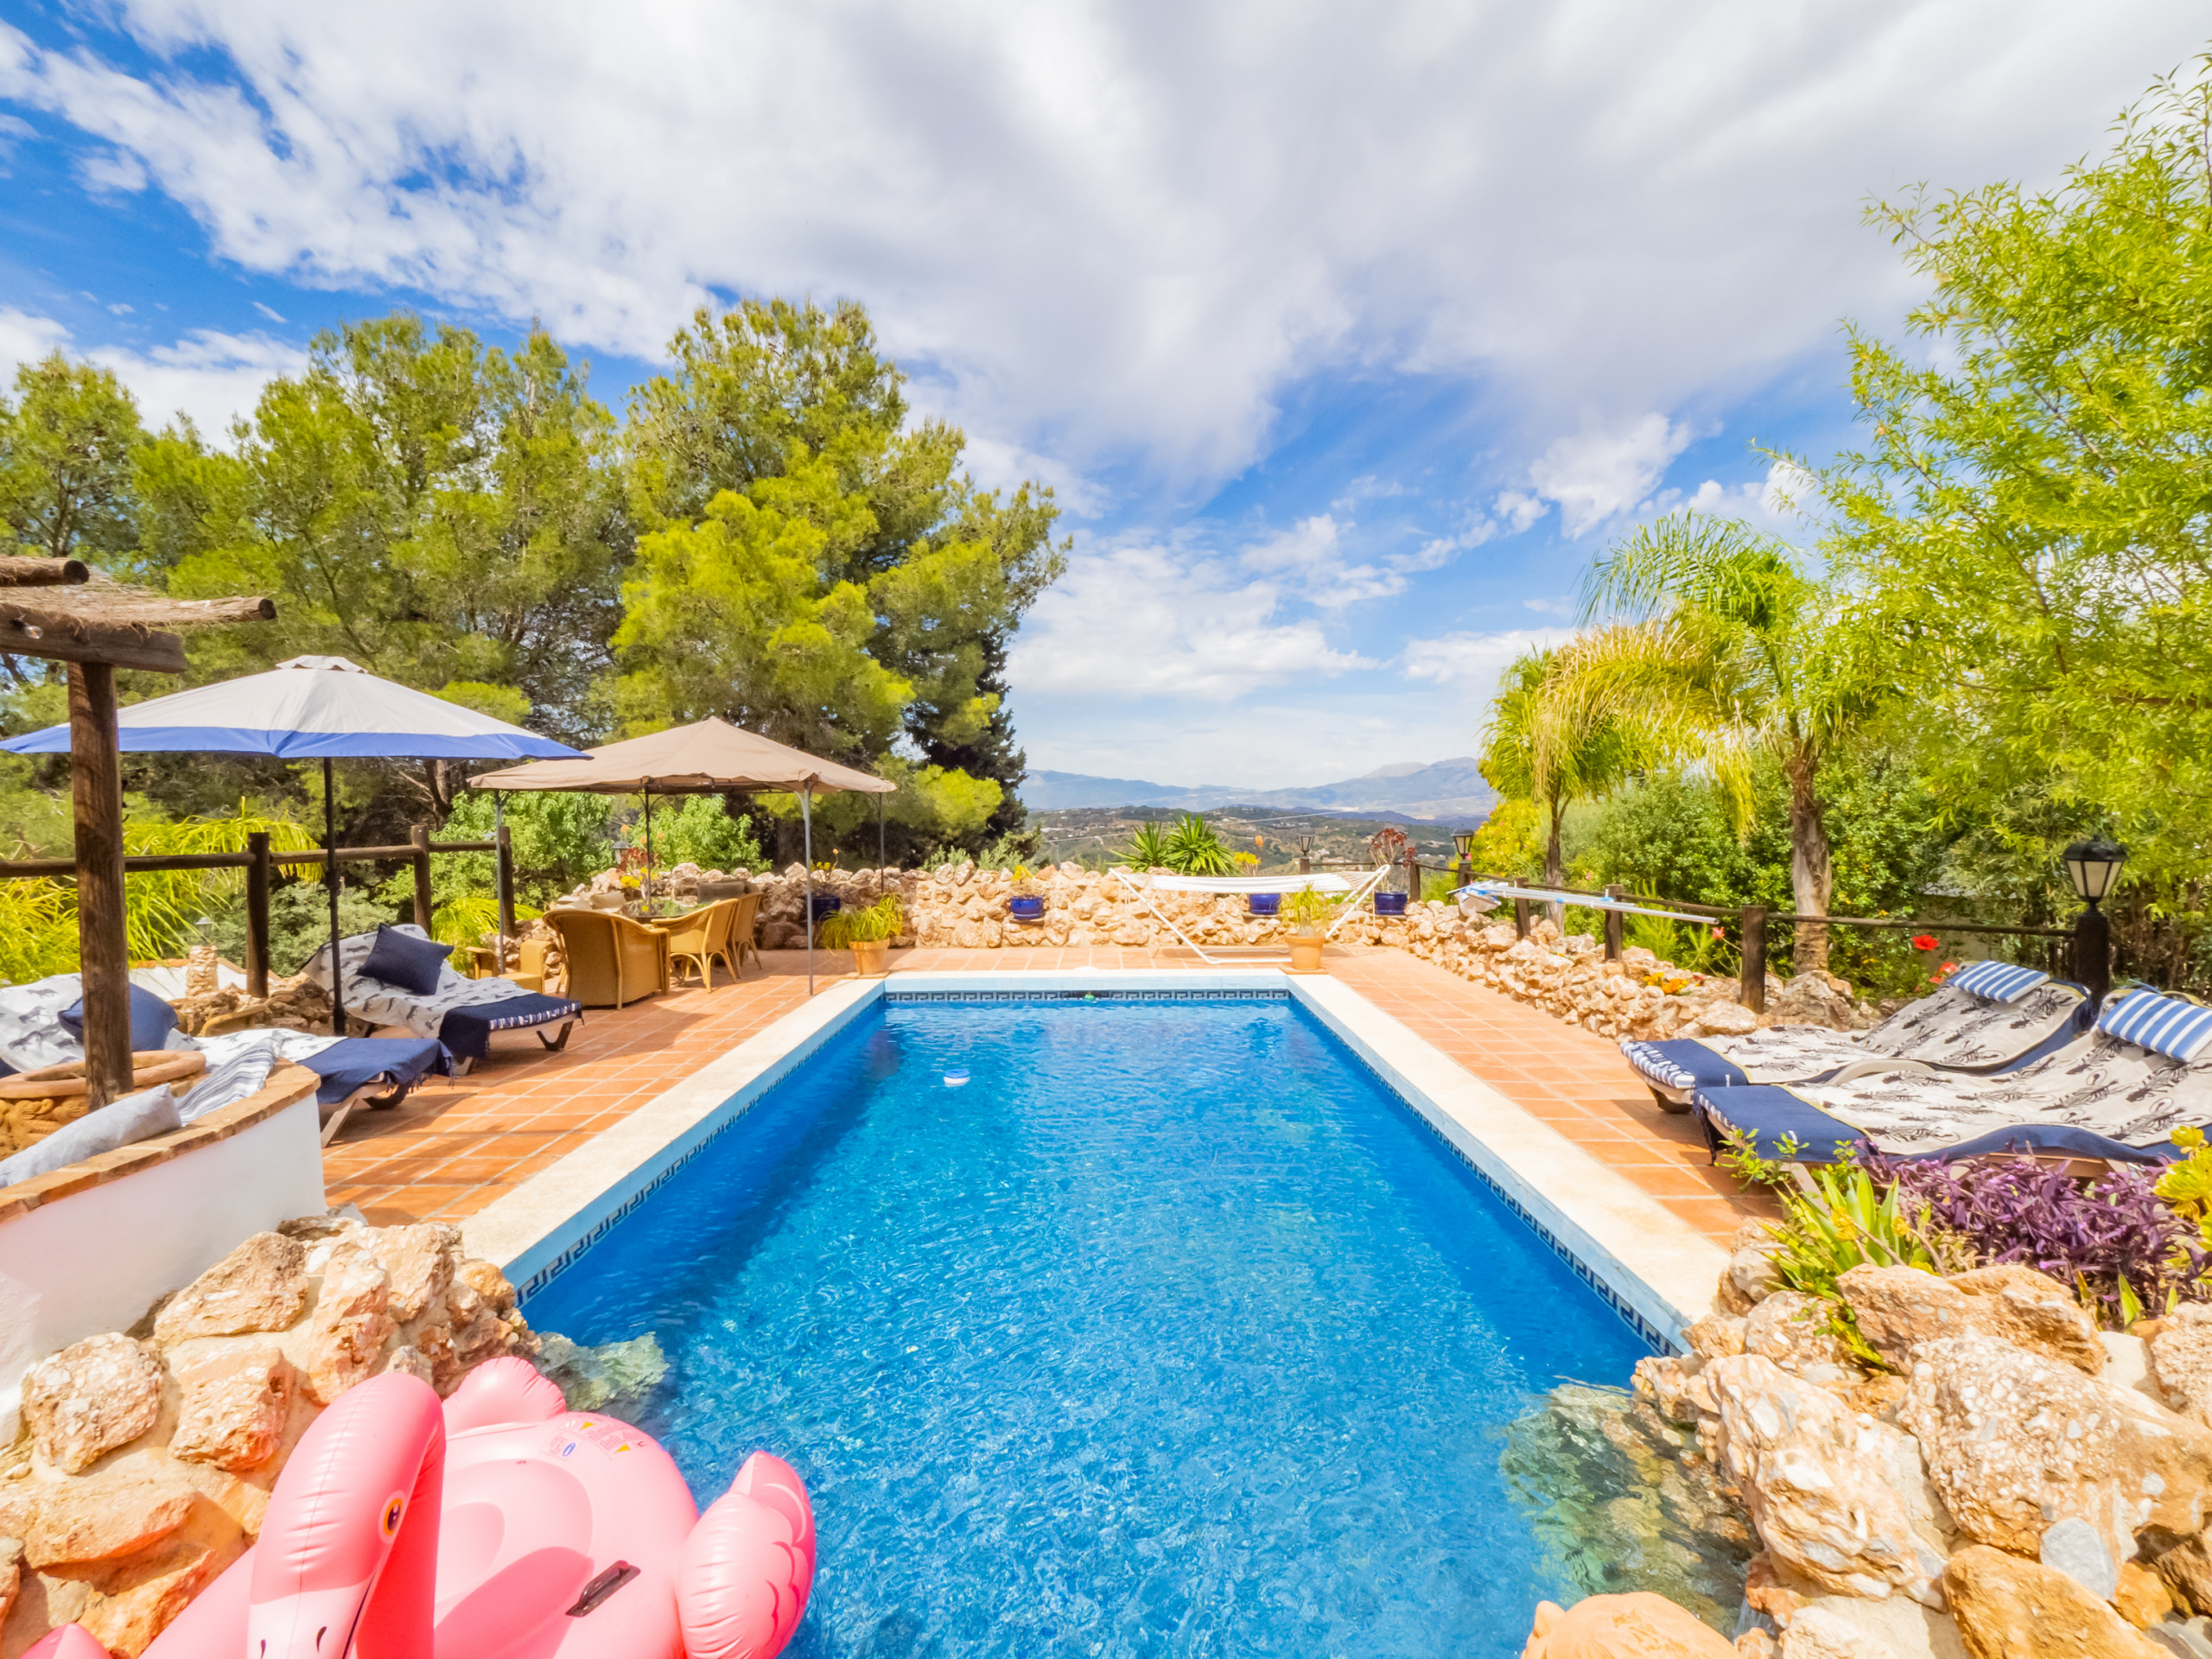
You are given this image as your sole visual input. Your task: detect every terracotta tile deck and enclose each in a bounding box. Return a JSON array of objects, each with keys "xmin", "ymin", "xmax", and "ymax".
[{"xmin": 323, "ymin": 946, "xmax": 1771, "ymax": 1242}]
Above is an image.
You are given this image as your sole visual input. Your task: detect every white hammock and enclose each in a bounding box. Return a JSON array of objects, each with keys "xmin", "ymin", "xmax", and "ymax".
[{"xmin": 1110, "ymin": 866, "xmax": 1389, "ymax": 963}]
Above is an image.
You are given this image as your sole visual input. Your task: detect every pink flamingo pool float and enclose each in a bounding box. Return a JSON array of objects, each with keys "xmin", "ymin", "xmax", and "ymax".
[{"xmin": 33, "ymin": 1358, "xmax": 815, "ymax": 1659}]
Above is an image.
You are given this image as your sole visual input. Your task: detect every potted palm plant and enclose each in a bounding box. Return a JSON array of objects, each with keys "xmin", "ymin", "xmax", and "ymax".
[
  {"xmin": 1007, "ymin": 865, "xmax": 1046, "ymax": 922},
  {"xmin": 820, "ymin": 893, "xmax": 903, "ymax": 977},
  {"xmin": 1281, "ymin": 886, "xmax": 1338, "ymax": 974}
]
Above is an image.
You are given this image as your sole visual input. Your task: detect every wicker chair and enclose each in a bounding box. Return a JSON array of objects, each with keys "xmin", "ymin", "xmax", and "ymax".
[
  {"xmin": 659, "ymin": 899, "xmax": 738, "ymax": 988},
  {"xmin": 543, "ymin": 909, "xmax": 666, "ymax": 1008},
  {"xmin": 721, "ymin": 893, "xmax": 762, "ymax": 978}
]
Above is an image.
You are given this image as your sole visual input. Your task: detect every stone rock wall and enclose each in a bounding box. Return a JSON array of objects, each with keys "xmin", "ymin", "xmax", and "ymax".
[
  {"xmin": 1622, "ymin": 1237, "xmax": 2212, "ymax": 1659},
  {"xmin": 566, "ymin": 861, "xmax": 1878, "ymax": 1044},
  {"xmin": 0, "ymin": 1212, "xmax": 537, "ymax": 1656}
]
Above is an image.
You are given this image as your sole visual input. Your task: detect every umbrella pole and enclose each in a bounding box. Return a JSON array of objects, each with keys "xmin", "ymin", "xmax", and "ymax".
[
  {"xmin": 644, "ymin": 786, "xmax": 653, "ymax": 908},
  {"xmin": 324, "ymin": 757, "xmax": 346, "ymax": 1038},
  {"xmin": 802, "ymin": 787, "xmax": 814, "ymax": 995},
  {"xmin": 877, "ymin": 792, "xmax": 885, "ymax": 871}
]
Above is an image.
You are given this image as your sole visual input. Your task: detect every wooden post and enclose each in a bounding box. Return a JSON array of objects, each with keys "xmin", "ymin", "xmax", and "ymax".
[
  {"xmin": 495, "ymin": 823, "xmax": 517, "ymax": 963},
  {"xmin": 1603, "ymin": 884, "xmax": 1625, "ymax": 961},
  {"xmin": 1406, "ymin": 854, "xmax": 1421, "ymax": 903},
  {"xmin": 245, "ymin": 831, "xmax": 270, "ymax": 999},
  {"xmin": 1739, "ymin": 905, "xmax": 1767, "ymax": 1014},
  {"xmin": 1512, "ymin": 877, "xmax": 1531, "ymax": 940},
  {"xmin": 67, "ymin": 663, "xmax": 130, "ymax": 1110},
  {"xmin": 410, "ymin": 824, "xmax": 435, "ymax": 933}
]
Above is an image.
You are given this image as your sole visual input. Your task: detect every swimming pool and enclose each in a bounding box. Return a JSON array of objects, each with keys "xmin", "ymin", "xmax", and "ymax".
[{"xmin": 524, "ymin": 992, "xmax": 1656, "ymax": 1656}]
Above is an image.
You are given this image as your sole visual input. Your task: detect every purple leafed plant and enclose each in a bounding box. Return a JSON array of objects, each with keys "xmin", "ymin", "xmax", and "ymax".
[{"xmin": 1858, "ymin": 1151, "xmax": 2207, "ymax": 1325}]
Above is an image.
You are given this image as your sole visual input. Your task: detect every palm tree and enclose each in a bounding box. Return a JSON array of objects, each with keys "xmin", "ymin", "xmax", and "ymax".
[
  {"xmin": 1554, "ymin": 513, "xmax": 1889, "ymax": 973},
  {"xmin": 1478, "ymin": 645, "xmax": 1643, "ymax": 894}
]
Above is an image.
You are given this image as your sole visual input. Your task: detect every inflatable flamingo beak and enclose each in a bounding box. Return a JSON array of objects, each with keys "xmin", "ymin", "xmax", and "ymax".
[{"xmin": 245, "ymin": 1582, "xmax": 381, "ymax": 1658}]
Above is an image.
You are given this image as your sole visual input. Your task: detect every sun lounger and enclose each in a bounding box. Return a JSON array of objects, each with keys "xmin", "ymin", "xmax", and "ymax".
[
  {"xmin": 1621, "ymin": 960, "xmax": 2088, "ymax": 1110},
  {"xmin": 1691, "ymin": 987, "xmax": 2212, "ymax": 1169},
  {"xmin": 302, "ymin": 925, "xmax": 582, "ymax": 1071}
]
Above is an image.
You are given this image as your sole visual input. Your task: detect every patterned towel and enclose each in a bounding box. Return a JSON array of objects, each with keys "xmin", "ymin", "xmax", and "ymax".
[
  {"xmin": 1624, "ymin": 978, "xmax": 2084, "ymax": 1091},
  {"xmin": 302, "ymin": 925, "xmax": 542, "ymax": 1040},
  {"xmin": 1794, "ymin": 1030, "xmax": 2209, "ymax": 1154}
]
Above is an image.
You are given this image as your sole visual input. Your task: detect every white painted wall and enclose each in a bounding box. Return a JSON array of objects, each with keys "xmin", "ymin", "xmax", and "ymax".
[{"xmin": 0, "ymin": 1095, "xmax": 326, "ymax": 1438}]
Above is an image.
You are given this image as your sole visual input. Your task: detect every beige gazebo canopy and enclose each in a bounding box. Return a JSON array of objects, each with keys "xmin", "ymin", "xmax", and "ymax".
[{"xmin": 468, "ymin": 716, "xmax": 894, "ymax": 992}]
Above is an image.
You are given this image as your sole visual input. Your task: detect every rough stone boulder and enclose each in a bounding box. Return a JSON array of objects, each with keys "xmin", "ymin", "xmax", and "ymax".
[
  {"xmin": 16, "ymin": 1472, "xmax": 199, "ymax": 1571},
  {"xmin": 1520, "ymin": 1592, "xmax": 1736, "ymax": 1657},
  {"xmin": 21, "ymin": 1334, "xmax": 164, "ymax": 1474},
  {"xmin": 368, "ymin": 1222, "xmax": 460, "ymax": 1323},
  {"xmin": 1744, "ymin": 1293, "xmax": 1860, "ymax": 1389},
  {"xmin": 1839, "ymin": 1264, "xmax": 2102, "ymax": 1376},
  {"xmin": 1694, "ymin": 1002, "xmax": 1758, "ymax": 1039},
  {"xmin": 1704, "ymin": 1354, "xmax": 1953, "ymax": 1605},
  {"xmin": 1941, "ymin": 1543, "xmax": 2164, "ymax": 1659},
  {"xmin": 1900, "ymin": 1332, "xmax": 2212, "ymax": 1578},
  {"xmin": 152, "ymin": 1231, "xmax": 309, "ymax": 1342},
  {"xmin": 299, "ymin": 1236, "xmax": 397, "ymax": 1405},
  {"xmin": 1720, "ymin": 1224, "xmax": 1783, "ymax": 1316},
  {"xmin": 2150, "ymin": 1306, "xmax": 2212, "ymax": 1428},
  {"xmin": 1948, "ymin": 1264, "xmax": 2104, "ymax": 1376},
  {"xmin": 168, "ymin": 1344, "xmax": 294, "ymax": 1473}
]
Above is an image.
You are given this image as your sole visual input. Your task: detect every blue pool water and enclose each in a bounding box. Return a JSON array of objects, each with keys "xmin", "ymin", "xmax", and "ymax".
[{"xmin": 524, "ymin": 995, "xmax": 1651, "ymax": 1656}]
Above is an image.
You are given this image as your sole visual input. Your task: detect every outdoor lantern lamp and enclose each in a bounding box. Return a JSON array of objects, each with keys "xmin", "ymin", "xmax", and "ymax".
[
  {"xmin": 2062, "ymin": 835, "xmax": 2126, "ymax": 1011},
  {"xmin": 1452, "ymin": 830, "xmax": 1476, "ymax": 887},
  {"xmin": 2063, "ymin": 836, "xmax": 2127, "ymax": 906}
]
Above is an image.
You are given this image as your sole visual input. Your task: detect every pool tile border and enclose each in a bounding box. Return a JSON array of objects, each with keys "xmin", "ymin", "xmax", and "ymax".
[{"xmin": 465, "ymin": 969, "xmax": 1720, "ymax": 1352}]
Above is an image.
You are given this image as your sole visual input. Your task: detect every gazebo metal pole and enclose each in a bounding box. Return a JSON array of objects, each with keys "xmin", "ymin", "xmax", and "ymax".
[
  {"xmin": 323, "ymin": 757, "xmax": 346, "ymax": 1038},
  {"xmin": 801, "ymin": 786, "xmax": 815, "ymax": 995}
]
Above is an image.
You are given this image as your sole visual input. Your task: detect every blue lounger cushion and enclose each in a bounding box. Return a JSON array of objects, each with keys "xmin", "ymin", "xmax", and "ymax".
[
  {"xmin": 1621, "ymin": 1039, "xmax": 1750, "ymax": 1093},
  {"xmin": 299, "ymin": 1037, "xmax": 453, "ymax": 1104},
  {"xmin": 1693, "ymin": 1084, "xmax": 2192, "ymax": 1168},
  {"xmin": 1694, "ymin": 1085, "xmax": 1867, "ymax": 1164},
  {"xmin": 435, "ymin": 994, "xmax": 582, "ymax": 1062}
]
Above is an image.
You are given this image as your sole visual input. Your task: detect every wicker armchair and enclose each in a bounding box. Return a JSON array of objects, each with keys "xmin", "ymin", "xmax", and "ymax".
[
  {"xmin": 659, "ymin": 898, "xmax": 739, "ymax": 988},
  {"xmin": 543, "ymin": 910, "xmax": 666, "ymax": 1008},
  {"xmin": 721, "ymin": 893, "xmax": 761, "ymax": 978}
]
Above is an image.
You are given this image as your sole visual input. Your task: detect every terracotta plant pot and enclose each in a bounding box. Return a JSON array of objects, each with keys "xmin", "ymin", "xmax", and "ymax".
[
  {"xmin": 1287, "ymin": 935, "xmax": 1325, "ymax": 975},
  {"xmin": 852, "ymin": 938, "xmax": 890, "ymax": 978}
]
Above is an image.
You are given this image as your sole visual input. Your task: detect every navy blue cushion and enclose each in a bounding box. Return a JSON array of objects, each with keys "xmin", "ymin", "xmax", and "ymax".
[
  {"xmin": 60, "ymin": 983, "xmax": 179, "ymax": 1052},
  {"xmin": 436, "ymin": 995, "xmax": 582, "ymax": 1060},
  {"xmin": 1693, "ymin": 1085, "xmax": 1869, "ymax": 1165},
  {"xmin": 360, "ymin": 925, "xmax": 453, "ymax": 997},
  {"xmin": 299, "ymin": 1038, "xmax": 452, "ymax": 1104}
]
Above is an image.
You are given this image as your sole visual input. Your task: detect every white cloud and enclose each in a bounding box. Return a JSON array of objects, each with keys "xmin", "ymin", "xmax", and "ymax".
[
  {"xmin": 0, "ymin": 307, "xmax": 71, "ymax": 380},
  {"xmin": 0, "ymin": 2, "xmax": 2196, "ymax": 491},
  {"xmin": 1402, "ymin": 626, "xmax": 1577, "ymax": 690},
  {"xmin": 1524, "ymin": 414, "xmax": 1696, "ymax": 537},
  {"xmin": 1008, "ymin": 533, "xmax": 1376, "ymax": 700},
  {"xmin": 0, "ymin": 308, "xmax": 305, "ymax": 432},
  {"xmin": 251, "ymin": 301, "xmax": 287, "ymax": 325}
]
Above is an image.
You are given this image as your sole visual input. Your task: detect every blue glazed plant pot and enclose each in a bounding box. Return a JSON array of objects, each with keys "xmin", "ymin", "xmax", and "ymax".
[
  {"xmin": 1373, "ymin": 892, "xmax": 1408, "ymax": 916},
  {"xmin": 1247, "ymin": 893, "xmax": 1281, "ymax": 917},
  {"xmin": 807, "ymin": 893, "xmax": 842, "ymax": 921},
  {"xmin": 1008, "ymin": 895, "xmax": 1046, "ymax": 922}
]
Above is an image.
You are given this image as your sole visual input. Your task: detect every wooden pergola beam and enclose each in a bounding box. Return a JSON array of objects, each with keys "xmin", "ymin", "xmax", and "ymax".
[
  {"xmin": 0, "ymin": 581, "xmax": 277, "ymax": 1109},
  {"xmin": 0, "ymin": 556, "xmax": 89, "ymax": 588}
]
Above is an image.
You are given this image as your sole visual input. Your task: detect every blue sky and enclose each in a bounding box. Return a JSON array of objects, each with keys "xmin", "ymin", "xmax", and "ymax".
[{"xmin": 2, "ymin": 0, "xmax": 2205, "ymax": 787}]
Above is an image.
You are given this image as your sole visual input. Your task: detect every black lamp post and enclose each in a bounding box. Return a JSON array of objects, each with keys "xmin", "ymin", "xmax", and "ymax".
[
  {"xmin": 1452, "ymin": 829, "xmax": 1475, "ymax": 891},
  {"xmin": 2062, "ymin": 835, "xmax": 2126, "ymax": 1010}
]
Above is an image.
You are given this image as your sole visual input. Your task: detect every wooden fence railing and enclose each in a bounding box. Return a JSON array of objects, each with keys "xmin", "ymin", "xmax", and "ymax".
[{"xmin": 0, "ymin": 825, "xmax": 515, "ymax": 1000}]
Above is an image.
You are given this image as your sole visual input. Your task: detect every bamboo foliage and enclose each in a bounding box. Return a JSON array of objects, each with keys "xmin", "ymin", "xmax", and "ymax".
[{"xmin": 0, "ymin": 804, "xmax": 315, "ymax": 983}]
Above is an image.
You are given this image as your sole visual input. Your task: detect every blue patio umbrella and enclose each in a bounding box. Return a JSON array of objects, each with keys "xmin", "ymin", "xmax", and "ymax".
[{"xmin": 3, "ymin": 656, "xmax": 584, "ymax": 1032}]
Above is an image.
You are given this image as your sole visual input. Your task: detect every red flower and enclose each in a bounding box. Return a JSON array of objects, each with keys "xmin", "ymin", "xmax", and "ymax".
[
  {"xmin": 1939, "ymin": 961, "xmax": 1958, "ymax": 975},
  {"xmin": 1910, "ymin": 934, "xmax": 1939, "ymax": 950},
  {"xmin": 1710, "ymin": 925, "xmax": 1725, "ymax": 941}
]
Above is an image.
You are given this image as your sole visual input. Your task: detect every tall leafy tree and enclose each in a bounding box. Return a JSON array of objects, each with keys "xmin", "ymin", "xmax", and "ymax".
[
  {"xmin": 160, "ymin": 316, "xmax": 627, "ymax": 816},
  {"xmin": 1476, "ymin": 643, "xmax": 1643, "ymax": 893},
  {"xmin": 618, "ymin": 297, "xmax": 1066, "ymax": 846},
  {"xmin": 0, "ymin": 353, "xmax": 151, "ymax": 684},
  {"xmin": 1562, "ymin": 514, "xmax": 1891, "ymax": 972},
  {"xmin": 1819, "ymin": 60, "xmax": 2212, "ymax": 893}
]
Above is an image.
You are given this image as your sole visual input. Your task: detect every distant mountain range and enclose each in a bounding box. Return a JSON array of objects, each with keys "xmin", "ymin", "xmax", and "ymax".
[{"xmin": 1024, "ymin": 759, "xmax": 1497, "ymax": 823}]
